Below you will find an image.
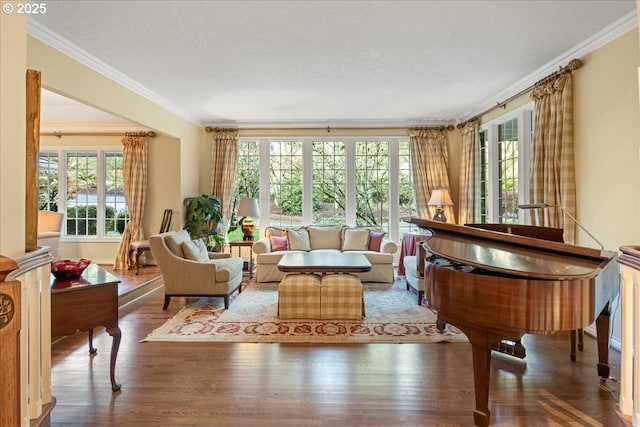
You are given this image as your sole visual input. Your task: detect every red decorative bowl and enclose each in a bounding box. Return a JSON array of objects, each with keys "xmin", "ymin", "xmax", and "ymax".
[{"xmin": 51, "ymin": 258, "xmax": 91, "ymax": 280}]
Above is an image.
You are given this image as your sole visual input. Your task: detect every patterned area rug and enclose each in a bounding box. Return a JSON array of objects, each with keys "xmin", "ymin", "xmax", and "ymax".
[{"xmin": 142, "ymin": 278, "xmax": 467, "ymax": 344}]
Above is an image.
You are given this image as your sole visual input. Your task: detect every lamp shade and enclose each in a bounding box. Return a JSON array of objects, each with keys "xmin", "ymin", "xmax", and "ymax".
[
  {"xmin": 237, "ymin": 197, "xmax": 260, "ymax": 218},
  {"xmin": 427, "ymin": 189, "xmax": 453, "ymax": 206}
]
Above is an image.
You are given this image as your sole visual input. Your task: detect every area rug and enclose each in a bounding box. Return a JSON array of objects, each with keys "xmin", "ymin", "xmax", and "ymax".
[{"xmin": 142, "ymin": 278, "xmax": 467, "ymax": 344}]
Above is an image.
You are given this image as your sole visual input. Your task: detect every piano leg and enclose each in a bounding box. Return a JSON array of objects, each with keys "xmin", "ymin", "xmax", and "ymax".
[
  {"xmin": 461, "ymin": 327, "xmax": 506, "ymax": 427},
  {"xmin": 570, "ymin": 329, "xmax": 584, "ymax": 362},
  {"xmin": 595, "ymin": 302, "xmax": 611, "ymax": 379}
]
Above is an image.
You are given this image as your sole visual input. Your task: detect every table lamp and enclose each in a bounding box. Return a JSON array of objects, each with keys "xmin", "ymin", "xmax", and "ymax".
[
  {"xmin": 237, "ymin": 197, "xmax": 260, "ymax": 240},
  {"xmin": 427, "ymin": 189, "xmax": 453, "ymax": 222}
]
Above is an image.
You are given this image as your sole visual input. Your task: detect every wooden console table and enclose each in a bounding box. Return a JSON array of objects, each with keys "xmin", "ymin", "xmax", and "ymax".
[
  {"xmin": 228, "ymin": 239, "xmax": 255, "ymax": 278},
  {"xmin": 50, "ymin": 263, "xmax": 122, "ymax": 391}
]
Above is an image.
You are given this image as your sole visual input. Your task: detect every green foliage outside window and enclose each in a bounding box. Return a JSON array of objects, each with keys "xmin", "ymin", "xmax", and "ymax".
[{"xmin": 67, "ymin": 205, "xmax": 115, "ymax": 236}]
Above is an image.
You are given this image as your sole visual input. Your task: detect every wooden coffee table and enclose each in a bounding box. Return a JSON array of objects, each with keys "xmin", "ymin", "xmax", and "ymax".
[{"xmin": 277, "ymin": 251, "xmax": 371, "ymax": 274}]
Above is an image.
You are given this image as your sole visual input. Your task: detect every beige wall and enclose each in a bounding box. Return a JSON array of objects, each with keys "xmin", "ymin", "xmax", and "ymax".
[
  {"xmin": 573, "ymin": 29, "xmax": 640, "ymax": 251},
  {"xmin": 0, "ymin": 11, "xmax": 28, "ymax": 258}
]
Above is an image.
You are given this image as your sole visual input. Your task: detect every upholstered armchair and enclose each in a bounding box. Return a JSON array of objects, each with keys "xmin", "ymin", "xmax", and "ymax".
[
  {"xmin": 149, "ymin": 230, "xmax": 243, "ymax": 310},
  {"xmin": 37, "ymin": 210, "xmax": 64, "ymax": 261}
]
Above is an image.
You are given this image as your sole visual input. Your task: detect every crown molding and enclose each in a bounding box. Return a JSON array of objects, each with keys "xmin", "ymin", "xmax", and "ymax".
[
  {"xmin": 460, "ymin": 10, "xmax": 638, "ymax": 122},
  {"xmin": 27, "ymin": 20, "xmax": 200, "ymax": 126}
]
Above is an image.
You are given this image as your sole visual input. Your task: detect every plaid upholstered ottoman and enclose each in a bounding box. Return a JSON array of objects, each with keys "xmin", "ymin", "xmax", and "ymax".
[
  {"xmin": 277, "ymin": 274, "xmax": 322, "ymax": 319},
  {"xmin": 320, "ymin": 274, "xmax": 365, "ymax": 320}
]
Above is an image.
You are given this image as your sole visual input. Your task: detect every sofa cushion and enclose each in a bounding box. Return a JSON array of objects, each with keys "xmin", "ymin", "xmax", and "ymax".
[
  {"xmin": 209, "ymin": 257, "xmax": 243, "ymax": 282},
  {"xmin": 342, "ymin": 228, "xmax": 370, "ymax": 251},
  {"xmin": 265, "ymin": 227, "xmax": 287, "ymax": 238},
  {"xmin": 287, "ymin": 228, "xmax": 311, "ymax": 251},
  {"xmin": 165, "ymin": 230, "xmax": 191, "ymax": 257},
  {"xmin": 181, "ymin": 239, "xmax": 209, "ymax": 262},
  {"xmin": 269, "ymin": 235, "xmax": 288, "ymax": 252},
  {"xmin": 307, "ymin": 225, "xmax": 342, "ymax": 249},
  {"xmin": 368, "ymin": 231, "xmax": 385, "ymax": 251}
]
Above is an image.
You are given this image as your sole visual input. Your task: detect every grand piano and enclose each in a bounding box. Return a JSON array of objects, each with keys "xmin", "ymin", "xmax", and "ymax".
[{"xmin": 408, "ymin": 218, "xmax": 619, "ymax": 427}]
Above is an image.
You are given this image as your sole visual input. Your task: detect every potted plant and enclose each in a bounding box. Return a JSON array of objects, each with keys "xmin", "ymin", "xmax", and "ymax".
[{"xmin": 183, "ymin": 194, "xmax": 225, "ymax": 251}]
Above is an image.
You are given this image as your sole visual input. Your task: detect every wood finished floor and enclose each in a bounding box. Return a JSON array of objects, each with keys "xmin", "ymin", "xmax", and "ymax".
[{"xmin": 50, "ymin": 269, "xmax": 623, "ymax": 427}]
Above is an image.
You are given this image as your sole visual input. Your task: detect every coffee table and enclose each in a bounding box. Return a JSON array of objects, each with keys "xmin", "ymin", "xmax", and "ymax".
[{"xmin": 277, "ymin": 251, "xmax": 371, "ymax": 274}]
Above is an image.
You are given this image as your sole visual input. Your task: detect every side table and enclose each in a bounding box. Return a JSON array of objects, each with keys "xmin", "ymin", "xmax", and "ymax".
[{"xmin": 228, "ymin": 239, "xmax": 255, "ymax": 278}]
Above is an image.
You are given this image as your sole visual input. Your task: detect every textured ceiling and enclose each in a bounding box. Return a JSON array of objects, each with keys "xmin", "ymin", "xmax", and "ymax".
[{"xmin": 30, "ymin": 1, "xmax": 636, "ymax": 127}]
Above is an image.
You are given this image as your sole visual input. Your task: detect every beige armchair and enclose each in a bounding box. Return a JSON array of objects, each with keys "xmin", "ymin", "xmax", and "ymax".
[
  {"xmin": 149, "ymin": 230, "xmax": 243, "ymax": 310},
  {"xmin": 37, "ymin": 210, "xmax": 64, "ymax": 261}
]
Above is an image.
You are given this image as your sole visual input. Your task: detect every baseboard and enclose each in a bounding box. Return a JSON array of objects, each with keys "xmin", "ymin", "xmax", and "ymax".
[
  {"xmin": 118, "ymin": 276, "xmax": 164, "ymax": 308},
  {"xmin": 583, "ymin": 325, "xmax": 621, "ymax": 352}
]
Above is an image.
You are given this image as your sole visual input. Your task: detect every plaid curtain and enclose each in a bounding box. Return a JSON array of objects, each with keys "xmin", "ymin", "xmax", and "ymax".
[
  {"xmin": 410, "ymin": 128, "xmax": 455, "ymax": 223},
  {"xmin": 529, "ymin": 73, "xmax": 576, "ymax": 243},
  {"xmin": 210, "ymin": 129, "xmax": 238, "ymax": 227},
  {"xmin": 114, "ymin": 134, "xmax": 148, "ymax": 269},
  {"xmin": 458, "ymin": 120, "xmax": 479, "ymax": 224}
]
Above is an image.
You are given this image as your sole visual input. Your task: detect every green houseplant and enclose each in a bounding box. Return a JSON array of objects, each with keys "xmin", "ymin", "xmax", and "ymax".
[{"xmin": 183, "ymin": 194, "xmax": 225, "ymax": 251}]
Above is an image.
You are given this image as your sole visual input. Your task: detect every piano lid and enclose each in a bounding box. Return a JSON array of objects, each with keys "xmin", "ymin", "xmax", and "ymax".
[{"xmin": 409, "ymin": 218, "xmax": 615, "ymax": 281}]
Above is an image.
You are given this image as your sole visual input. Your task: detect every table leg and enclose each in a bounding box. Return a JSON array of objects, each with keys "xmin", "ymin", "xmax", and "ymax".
[
  {"xmin": 106, "ymin": 326, "xmax": 122, "ymax": 391},
  {"xmin": 88, "ymin": 328, "xmax": 97, "ymax": 354}
]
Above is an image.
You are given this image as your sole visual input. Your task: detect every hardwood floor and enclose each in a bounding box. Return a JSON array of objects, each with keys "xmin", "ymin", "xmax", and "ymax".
[{"xmin": 50, "ymin": 270, "xmax": 623, "ymax": 427}]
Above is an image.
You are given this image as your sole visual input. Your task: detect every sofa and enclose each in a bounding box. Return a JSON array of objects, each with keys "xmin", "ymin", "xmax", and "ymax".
[
  {"xmin": 150, "ymin": 230, "xmax": 244, "ymax": 309},
  {"xmin": 252, "ymin": 225, "xmax": 398, "ymax": 283}
]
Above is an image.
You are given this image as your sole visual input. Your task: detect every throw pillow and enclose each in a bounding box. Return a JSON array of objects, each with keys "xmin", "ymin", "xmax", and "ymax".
[
  {"xmin": 269, "ymin": 235, "xmax": 288, "ymax": 252},
  {"xmin": 342, "ymin": 228, "xmax": 370, "ymax": 251},
  {"xmin": 287, "ymin": 228, "xmax": 311, "ymax": 251},
  {"xmin": 307, "ymin": 225, "xmax": 342, "ymax": 249},
  {"xmin": 165, "ymin": 229, "xmax": 191, "ymax": 257},
  {"xmin": 368, "ymin": 231, "xmax": 385, "ymax": 252},
  {"xmin": 181, "ymin": 239, "xmax": 209, "ymax": 262}
]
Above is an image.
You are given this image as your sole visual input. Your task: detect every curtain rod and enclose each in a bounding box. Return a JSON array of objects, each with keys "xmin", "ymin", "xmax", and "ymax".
[
  {"xmin": 465, "ymin": 58, "xmax": 583, "ymax": 126},
  {"xmin": 409, "ymin": 125, "xmax": 455, "ymax": 132},
  {"xmin": 42, "ymin": 130, "xmax": 156, "ymax": 138},
  {"xmin": 205, "ymin": 125, "xmax": 455, "ymax": 133}
]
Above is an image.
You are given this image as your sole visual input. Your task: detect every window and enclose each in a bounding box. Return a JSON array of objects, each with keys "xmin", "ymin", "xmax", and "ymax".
[
  {"xmin": 478, "ymin": 130, "xmax": 489, "ymax": 223},
  {"xmin": 398, "ymin": 140, "xmax": 417, "ymax": 235},
  {"xmin": 231, "ymin": 140, "xmax": 260, "ymax": 239},
  {"xmin": 312, "ymin": 140, "xmax": 346, "ymax": 225},
  {"xmin": 237, "ymin": 137, "xmax": 413, "ymax": 243},
  {"xmin": 38, "ymin": 151, "xmax": 59, "ymax": 212},
  {"xmin": 355, "ymin": 140, "xmax": 389, "ymax": 232},
  {"xmin": 269, "ymin": 140, "xmax": 303, "ymax": 228},
  {"xmin": 38, "ymin": 149, "xmax": 128, "ymax": 238},
  {"xmin": 498, "ymin": 118, "xmax": 519, "ymax": 224},
  {"xmin": 478, "ymin": 105, "xmax": 533, "ymax": 224}
]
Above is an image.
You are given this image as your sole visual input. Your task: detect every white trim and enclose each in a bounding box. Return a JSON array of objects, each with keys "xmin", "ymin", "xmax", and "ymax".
[
  {"xmin": 462, "ymin": 11, "xmax": 638, "ymax": 122},
  {"xmin": 345, "ymin": 140, "xmax": 357, "ymax": 226},
  {"xmin": 28, "ymin": 20, "xmax": 200, "ymax": 126}
]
